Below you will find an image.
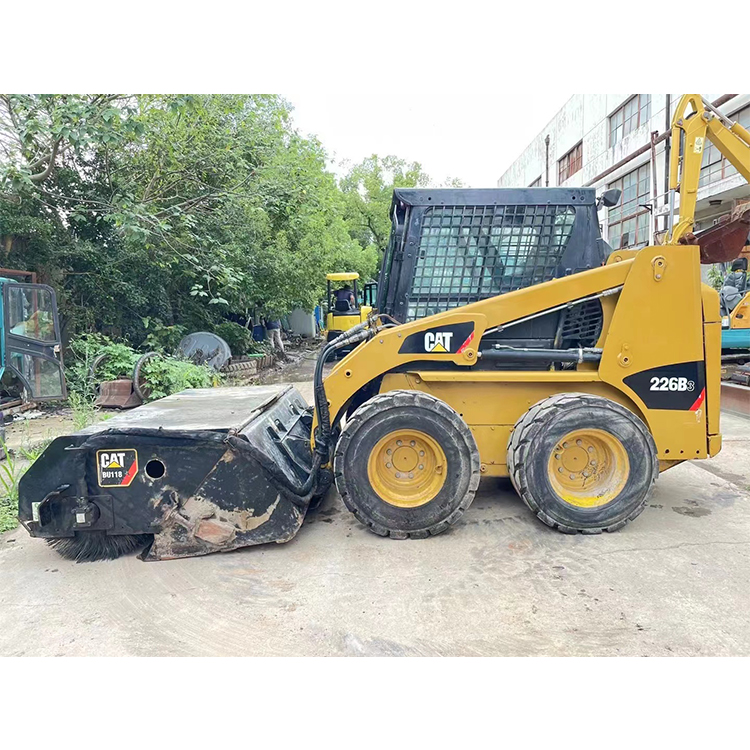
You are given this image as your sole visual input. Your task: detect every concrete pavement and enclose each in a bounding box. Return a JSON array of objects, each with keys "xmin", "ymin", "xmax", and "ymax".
[{"xmin": 1, "ymin": 388, "xmax": 749, "ymax": 656}]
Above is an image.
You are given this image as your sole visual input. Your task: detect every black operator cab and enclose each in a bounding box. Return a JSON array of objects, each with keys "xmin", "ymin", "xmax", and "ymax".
[
  {"xmin": 377, "ymin": 187, "xmax": 618, "ymax": 323},
  {"xmin": 374, "ymin": 187, "xmax": 620, "ymax": 367}
]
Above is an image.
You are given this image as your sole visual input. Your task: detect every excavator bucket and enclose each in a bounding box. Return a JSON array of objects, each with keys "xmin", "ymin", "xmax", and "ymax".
[
  {"xmin": 17, "ymin": 386, "xmax": 323, "ymax": 561},
  {"xmin": 688, "ymin": 205, "xmax": 750, "ymax": 264}
]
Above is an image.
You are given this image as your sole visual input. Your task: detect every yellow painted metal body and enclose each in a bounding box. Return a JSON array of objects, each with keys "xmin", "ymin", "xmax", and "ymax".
[
  {"xmin": 547, "ymin": 428, "xmax": 630, "ymax": 508},
  {"xmin": 326, "ymin": 306, "xmax": 373, "ymax": 334},
  {"xmin": 669, "ymin": 94, "xmax": 750, "ymax": 245},
  {"xmin": 728, "ymin": 292, "xmax": 750, "ymax": 330},
  {"xmin": 326, "ymin": 272, "xmax": 360, "ymax": 282},
  {"xmin": 316, "ymin": 242, "xmax": 722, "ymax": 475},
  {"xmin": 367, "ymin": 429, "xmax": 447, "ymax": 508}
]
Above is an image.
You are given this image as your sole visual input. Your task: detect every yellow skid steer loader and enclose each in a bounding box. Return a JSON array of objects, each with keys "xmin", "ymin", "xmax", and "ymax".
[{"xmin": 17, "ymin": 95, "xmax": 750, "ymax": 561}]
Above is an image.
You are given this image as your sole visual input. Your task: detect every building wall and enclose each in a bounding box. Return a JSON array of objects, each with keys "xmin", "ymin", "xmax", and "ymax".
[{"xmin": 497, "ymin": 94, "xmax": 750, "ymax": 259}]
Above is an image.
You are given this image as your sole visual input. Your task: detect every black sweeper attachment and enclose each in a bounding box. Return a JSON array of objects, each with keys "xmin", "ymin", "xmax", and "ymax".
[{"xmin": 18, "ymin": 385, "xmax": 330, "ymax": 562}]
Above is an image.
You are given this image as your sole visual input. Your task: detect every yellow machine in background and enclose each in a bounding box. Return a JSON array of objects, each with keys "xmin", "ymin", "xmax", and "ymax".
[
  {"xmin": 721, "ymin": 288, "xmax": 750, "ymax": 352},
  {"xmin": 325, "ymin": 272, "xmax": 375, "ymax": 353},
  {"xmin": 667, "ymin": 96, "xmax": 750, "ymax": 355},
  {"xmin": 668, "ymin": 95, "xmax": 750, "ymax": 252}
]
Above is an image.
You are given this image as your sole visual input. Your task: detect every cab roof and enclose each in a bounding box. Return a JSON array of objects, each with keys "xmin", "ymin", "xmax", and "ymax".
[
  {"xmin": 326, "ymin": 272, "xmax": 360, "ymax": 281},
  {"xmin": 391, "ymin": 187, "xmax": 598, "ymax": 208}
]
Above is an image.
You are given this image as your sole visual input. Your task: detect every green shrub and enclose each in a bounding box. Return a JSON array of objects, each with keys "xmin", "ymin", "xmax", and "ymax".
[
  {"xmin": 142, "ymin": 319, "xmax": 187, "ymax": 352},
  {"xmin": 139, "ymin": 356, "xmax": 223, "ymax": 401},
  {"xmin": 707, "ymin": 264, "xmax": 725, "ymax": 291},
  {"xmin": 66, "ymin": 333, "xmax": 221, "ymax": 403},
  {"xmin": 213, "ymin": 321, "xmax": 254, "ymax": 356},
  {"xmin": 0, "ymin": 440, "xmax": 45, "ymax": 533},
  {"xmin": 66, "ymin": 333, "xmax": 138, "ymax": 396},
  {"xmin": 69, "ymin": 391, "xmax": 98, "ymax": 430}
]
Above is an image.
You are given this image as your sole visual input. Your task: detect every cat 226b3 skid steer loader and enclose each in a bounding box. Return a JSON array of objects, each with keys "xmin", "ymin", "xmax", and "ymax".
[{"xmin": 17, "ymin": 94, "xmax": 750, "ymax": 561}]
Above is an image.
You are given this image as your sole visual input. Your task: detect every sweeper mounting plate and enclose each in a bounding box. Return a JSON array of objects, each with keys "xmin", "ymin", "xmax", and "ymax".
[{"xmin": 18, "ymin": 386, "xmax": 319, "ymax": 561}]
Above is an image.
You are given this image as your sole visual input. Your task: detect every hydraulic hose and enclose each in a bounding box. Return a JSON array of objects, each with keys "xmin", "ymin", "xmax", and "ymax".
[{"xmin": 312, "ymin": 318, "xmax": 382, "ymax": 455}]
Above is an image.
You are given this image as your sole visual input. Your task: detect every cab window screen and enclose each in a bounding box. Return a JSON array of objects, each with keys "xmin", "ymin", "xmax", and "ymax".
[
  {"xmin": 10, "ymin": 352, "xmax": 64, "ymax": 399},
  {"xmin": 7, "ymin": 286, "xmax": 57, "ymax": 342},
  {"xmin": 408, "ymin": 205, "xmax": 575, "ymax": 320}
]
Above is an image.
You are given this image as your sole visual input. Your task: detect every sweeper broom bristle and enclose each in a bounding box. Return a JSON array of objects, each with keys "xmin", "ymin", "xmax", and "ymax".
[{"xmin": 47, "ymin": 532, "xmax": 153, "ymax": 563}]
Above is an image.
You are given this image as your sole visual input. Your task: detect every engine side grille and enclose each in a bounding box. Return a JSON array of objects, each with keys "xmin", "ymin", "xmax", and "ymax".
[{"xmin": 558, "ymin": 299, "xmax": 603, "ymax": 348}]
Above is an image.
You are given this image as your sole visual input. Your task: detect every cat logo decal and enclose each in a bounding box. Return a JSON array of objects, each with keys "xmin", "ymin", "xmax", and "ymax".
[{"xmin": 424, "ymin": 331, "xmax": 453, "ymax": 353}]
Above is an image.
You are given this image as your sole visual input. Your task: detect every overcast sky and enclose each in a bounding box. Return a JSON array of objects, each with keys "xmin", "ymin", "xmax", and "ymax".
[{"xmin": 287, "ymin": 91, "xmax": 572, "ymax": 188}]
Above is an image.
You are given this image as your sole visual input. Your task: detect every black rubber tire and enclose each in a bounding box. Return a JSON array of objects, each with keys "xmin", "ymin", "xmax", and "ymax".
[
  {"xmin": 334, "ymin": 390, "xmax": 480, "ymax": 539},
  {"xmin": 89, "ymin": 352, "xmax": 110, "ymax": 396},
  {"xmin": 507, "ymin": 393, "xmax": 658, "ymax": 534},
  {"xmin": 133, "ymin": 351, "xmax": 160, "ymax": 402}
]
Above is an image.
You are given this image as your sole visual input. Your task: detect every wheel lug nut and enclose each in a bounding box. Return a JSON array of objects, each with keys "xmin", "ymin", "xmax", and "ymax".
[
  {"xmin": 386, "ymin": 462, "xmax": 392, "ymax": 468},
  {"xmin": 419, "ymin": 450, "xmax": 425, "ymax": 457},
  {"xmin": 418, "ymin": 464, "xmax": 424, "ymax": 470},
  {"xmin": 386, "ymin": 449, "xmax": 392, "ymax": 455},
  {"xmin": 395, "ymin": 472, "xmax": 401, "ymax": 478},
  {"xmin": 576, "ymin": 439, "xmax": 583, "ymax": 446},
  {"xmin": 408, "ymin": 473, "xmax": 414, "ymax": 479},
  {"xmin": 410, "ymin": 440, "xmax": 415, "ymax": 446},
  {"xmin": 396, "ymin": 440, "xmax": 402, "ymax": 446}
]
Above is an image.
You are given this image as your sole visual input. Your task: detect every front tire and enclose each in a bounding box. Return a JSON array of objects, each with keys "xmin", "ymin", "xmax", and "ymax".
[
  {"xmin": 334, "ymin": 390, "xmax": 480, "ymax": 538},
  {"xmin": 507, "ymin": 393, "xmax": 658, "ymax": 534}
]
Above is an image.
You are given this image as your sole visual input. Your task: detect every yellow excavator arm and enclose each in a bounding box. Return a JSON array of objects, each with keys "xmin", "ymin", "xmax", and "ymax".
[{"xmin": 668, "ymin": 94, "xmax": 750, "ymax": 244}]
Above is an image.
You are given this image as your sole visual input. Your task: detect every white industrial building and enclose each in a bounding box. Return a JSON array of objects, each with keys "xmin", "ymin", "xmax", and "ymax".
[{"xmin": 497, "ymin": 94, "xmax": 750, "ymax": 264}]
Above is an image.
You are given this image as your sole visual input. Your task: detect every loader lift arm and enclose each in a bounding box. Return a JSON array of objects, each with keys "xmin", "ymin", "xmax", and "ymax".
[{"xmin": 669, "ymin": 94, "xmax": 750, "ymax": 245}]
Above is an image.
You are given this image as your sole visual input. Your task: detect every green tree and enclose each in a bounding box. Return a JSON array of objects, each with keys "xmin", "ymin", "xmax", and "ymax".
[
  {"xmin": 0, "ymin": 97, "xmax": 396, "ymax": 350},
  {"xmin": 340, "ymin": 154, "xmax": 431, "ymax": 255}
]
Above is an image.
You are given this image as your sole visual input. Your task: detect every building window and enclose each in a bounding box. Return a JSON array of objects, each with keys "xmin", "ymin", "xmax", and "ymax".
[
  {"xmin": 607, "ymin": 163, "xmax": 651, "ymax": 250},
  {"xmin": 529, "ymin": 176, "xmax": 542, "ymax": 187},
  {"xmin": 558, "ymin": 142, "xmax": 582, "ymax": 184},
  {"xmin": 699, "ymin": 106, "xmax": 750, "ymax": 188},
  {"xmin": 609, "ymin": 95, "xmax": 651, "ymax": 147}
]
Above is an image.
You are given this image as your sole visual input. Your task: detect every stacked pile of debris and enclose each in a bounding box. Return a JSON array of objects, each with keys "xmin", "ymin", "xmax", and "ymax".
[{"xmin": 726, "ymin": 363, "xmax": 750, "ymax": 387}]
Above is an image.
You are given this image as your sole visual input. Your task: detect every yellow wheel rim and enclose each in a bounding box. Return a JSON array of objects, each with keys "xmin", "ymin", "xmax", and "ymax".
[
  {"xmin": 367, "ymin": 429, "xmax": 447, "ymax": 508},
  {"xmin": 547, "ymin": 428, "xmax": 629, "ymax": 508}
]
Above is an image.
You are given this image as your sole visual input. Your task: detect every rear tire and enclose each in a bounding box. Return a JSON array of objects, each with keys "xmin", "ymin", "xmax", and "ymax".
[
  {"xmin": 507, "ymin": 393, "xmax": 658, "ymax": 534},
  {"xmin": 334, "ymin": 390, "xmax": 480, "ymax": 538}
]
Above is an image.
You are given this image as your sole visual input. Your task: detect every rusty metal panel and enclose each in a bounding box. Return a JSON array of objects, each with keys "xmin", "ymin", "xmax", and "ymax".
[{"xmin": 95, "ymin": 379, "xmax": 142, "ymax": 409}]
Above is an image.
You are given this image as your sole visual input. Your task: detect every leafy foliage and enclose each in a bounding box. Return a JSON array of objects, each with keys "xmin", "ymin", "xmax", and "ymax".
[
  {"xmin": 0, "ymin": 439, "xmax": 46, "ymax": 533},
  {"xmin": 707, "ymin": 264, "xmax": 725, "ymax": 291},
  {"xmin": 142, "ymin": 319, "xmax": 187, "ymax": 352},
  {"xmin": 68, "ymin": 391, "xmax": 100, "ymax": 431},
  {"xmin": 139, "ymin": 356, "xmax": 221, "ymax": 401},
  {"xmin": 66, "ymin": 333, "xmax": 138, "ymax": 395},
  {"xmin": 65, "ymin": 332, "xmax": 220, "ymax": 402},
  {"xmin": 340, "ymin": 155, "xmax": 431, "ymax": 256},
  {"xmin": 0, "ymin": 94, "xmax": 380, "ymax": 346},
  {"xmin": 213, "ymin": 321, "xmax": 256, "ymax": 356}
]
